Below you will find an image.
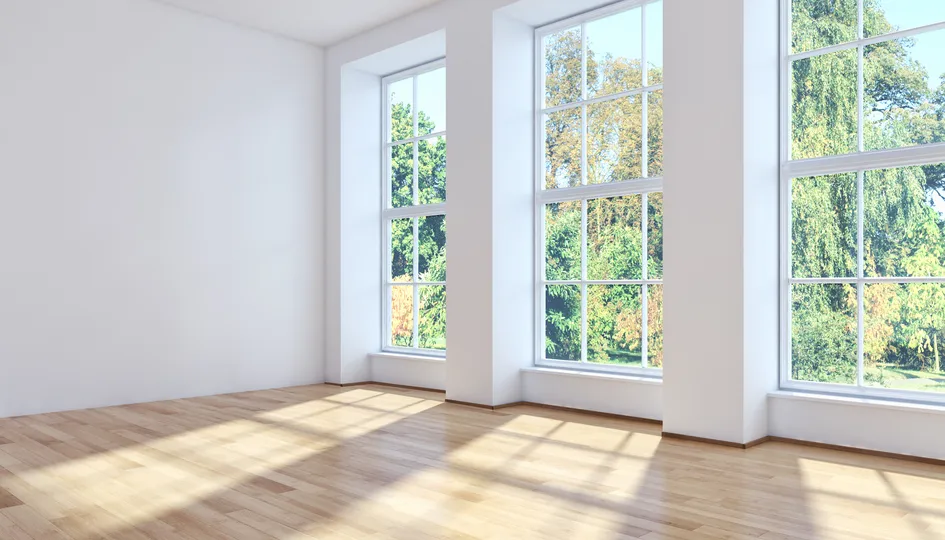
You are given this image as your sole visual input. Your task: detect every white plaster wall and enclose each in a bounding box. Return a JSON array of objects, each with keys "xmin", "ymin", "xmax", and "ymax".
[
  {"xmin": 370, "ymin": 354, "xmax": 446, "ymax": 391},
  {"xmin": 741, "ymin": 0, "xmax": 781, "ymax": 443},
  {"xmin": 522, "ymin": 369, "xmax": 663, "ymax": 421},
  {"xmin": 769, "ymin": 393, "xmax": 945, "ymax": 460},
  {"xmin": 323, "ymin": 0, "xmax": 944, "ymax": 461},
  {"xmin": 0, "ymin": 0, "xmax": 324, "ymax": 417},
  {"xmin": 491, "ymin": 11, "xmax": 536, "ymax": 406},
  {"xmin": 662, "ymin": 0, "xmax": 748, "ymax": 443}
]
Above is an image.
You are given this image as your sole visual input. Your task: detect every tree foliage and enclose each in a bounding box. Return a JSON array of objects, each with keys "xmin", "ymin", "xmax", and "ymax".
[
  {"xmin": 791, "ymin": 0, "xmax": 945, "ymax": 390},
  {"xmin": 389, "ymin": 98, "xmax": 447, "ymax": 350},
  {"xmin": 543, "ymin": 17, "xmax": 664, "ymax": 367}
]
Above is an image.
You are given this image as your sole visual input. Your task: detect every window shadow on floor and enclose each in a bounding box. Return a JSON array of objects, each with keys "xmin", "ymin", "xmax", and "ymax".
[{"xmin": 2, "ymin": 385, "xmax": 944, "ymax": 539}]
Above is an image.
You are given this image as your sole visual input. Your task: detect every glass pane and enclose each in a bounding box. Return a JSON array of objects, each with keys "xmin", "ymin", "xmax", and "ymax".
[
  {"xmin": 390, "ymin": 285, "xmax": 414, "ymax": 348},
  {"xmin": 416, "ymin": 67, "xmax": 446, "ymax": 136},
  {"xmin": 791, "ymin": 283, "xmax": 858, "ymax": 385},
  {"xmin": 587, "ymin": 96, "xmax": 643, "ymax": 184},
  {"xmin": 645, "ymin": 1, "xmax": 663, "ymax": 85},
  {"xmin": 545, "ymin": 284, "xmax": 581, "ymax": 361},
  {"xmin": 587, "ymin": 284, "xmax": 643, "ymax": 366},
  {"xmin": 544, "ymin": 26, "xmax": 583, "ymax": 108},
  {"xmin": 586, "ymin": 7, "xmax": 642, "ymax": 99},
  {"xmin": 545, "ymin": 201, "xmax": 582, "ymax": 281},
  {"xmin": 864, "ymin": 0, "xmax": 945, "ymax": 38},
  {"xmin": 418, "ymin": 215, "xmax": 446, "ymax": 282},
  {"xmin": 647, "ymin": 284, "xmax": 663, "ymax": 368},
  {"xmin": 864, "ymin": 29, "xmax": 945, "ymax": 152},
  {"xmin": 791, "ymin": 48, "xmax": 858, "ymax": 159},
  {"xmin": 544, "ymin": 108, "xmax": 582, "ymax": 189},
  {"xmin": 791, "ymin": 173, "xmax": 858, "ymax": 278},
  {"xmin": 419, "ymin": 285, "xmax": 446, "ymax": 350},
  {"xmin": 647, "ymin": 90, "xmax": 663, "ymax": 177},
  {"xmin": 865, "ymin": 165, "xmax": 945, "ymax": 277},
  {"xmin": 648, "ymin": 192, "xmax": 663, "ymax": 280},
  {"xmin": 390, "ymin": 218, "xmax": 414, "ymax": 282},
  {"xmin": 587, "ymin": 195, "xmax": 643, "ymax": 280},
  {"xmin": 390, "ymin": 142, "xmax": 414, "ymax": 208},
  {"xmin": 791, "ymin": 0, "xmax": 857, "ymax": 54},
  {"xmin": 419, "ymin": 136, "xmax": 446, "ymax": 204},
  {"xmin": 388, "ymin": 77, "xmax": 414, "ymax": 142},
  {"xmin": 864, "ymin": 283, "xmax": 945, "ymax": 392}
]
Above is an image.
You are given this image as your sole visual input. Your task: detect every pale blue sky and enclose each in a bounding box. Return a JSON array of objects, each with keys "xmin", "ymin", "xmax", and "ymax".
[
  {"xmin": 879, "ymin": 0, "xmax": 945, "ymax": 88},
  {"xmin": 390, "ymin": 0, "xmax": 944, "ymax": 137},
  {"xmin": 585, "ymin": 1, "xmax": 663, "ymax": 76},
  {"xmin": 389, "ymin": 67, "xmax": 446, "ymax": 138}
]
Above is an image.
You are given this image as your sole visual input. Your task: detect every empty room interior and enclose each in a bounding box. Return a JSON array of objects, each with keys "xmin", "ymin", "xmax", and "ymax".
[{"xmin": 3, "ymin": 0, "xmax": 945, "ymax": 538}]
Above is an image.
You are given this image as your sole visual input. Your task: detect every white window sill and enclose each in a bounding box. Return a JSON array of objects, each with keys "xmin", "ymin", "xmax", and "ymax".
[
  {"xmin": 521, "ymin": 366, "xmax": 663, "ymax": 385},
  {"xmin": 370, "ymin": 352, "xmax": 446, "ymax": 363},
  {"xmin": 769, "ymin": 390, "xmax": 945, "ymax": 416}
]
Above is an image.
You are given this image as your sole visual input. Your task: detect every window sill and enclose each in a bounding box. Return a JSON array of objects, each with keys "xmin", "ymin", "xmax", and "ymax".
[
  {"xmin": 370, "ymin": 352, "xmax": 446, "ymax": 364},
  {"xmin": 521, "ymin": 366, "xmax": 662, "ymax": 385},
  {"xmin": 769, "ymin": 390, "xmax": 945, "ymax": 416}
]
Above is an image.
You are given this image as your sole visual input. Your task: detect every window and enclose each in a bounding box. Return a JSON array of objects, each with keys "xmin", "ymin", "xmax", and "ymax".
[
  {"xmin": 383, "ymin": 61, "xmax": 447, "ymax": 354},
  {"xmin": 536, "ymin": 0, "xmax": 664, "ymax": 374},
  {"xmin": 782, "ymin": 0, "xmax": 945, "ymax": 399}
]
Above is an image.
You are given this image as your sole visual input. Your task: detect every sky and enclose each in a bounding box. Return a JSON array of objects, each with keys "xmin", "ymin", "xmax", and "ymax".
[
  {"xmin": 389, "ymin": 67, "xmax": 446, "ymax": 138},
  {"xmin": 389, "ymin": 1, "xmax": 664, "ymax": 132},
  {"xmin": 389, "ymin": 1, "xmax": 944, "ymax": 140},
  {"xmin": 880, "ymin": 0, "xmax": 945, "ymax": 89}
]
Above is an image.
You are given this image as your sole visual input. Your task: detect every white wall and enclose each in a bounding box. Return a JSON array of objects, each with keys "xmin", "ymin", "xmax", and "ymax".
[
  {"xmin": 522, "ymin": 369, "xmax": 662, "ymax": 421},
  {"xmin": 662, "ymin": 0, "xmax": 780, "ymax": 444},
  {"xmin": 323, "ymin": 0, "xmax": 941, "ymax": 461},
  {"xmin": 370, "ymin": 353, "xmax": 446, "ymax": 391},
  {"xmin": 0, "ymin": 0, "xmax": 325, "ymax": 418},
  {"xmin": 769, "ymin": 393, "xmax": 945, "ymax": 460}
]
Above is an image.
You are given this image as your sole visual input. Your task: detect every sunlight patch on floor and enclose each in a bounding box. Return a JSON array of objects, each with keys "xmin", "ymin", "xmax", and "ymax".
[
  {"xmin": 796, "ymin": 457, "xmax": 945, "ymax": 539},
  {"xmin": 0, "ymin": 390, "xmax": 439, "ymax": 537}
]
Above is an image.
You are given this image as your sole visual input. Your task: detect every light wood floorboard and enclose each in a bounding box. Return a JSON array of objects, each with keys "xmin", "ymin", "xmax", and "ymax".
[{"xmin": 1, "ymin": 384, "xmax": 944, "ymax": 539}]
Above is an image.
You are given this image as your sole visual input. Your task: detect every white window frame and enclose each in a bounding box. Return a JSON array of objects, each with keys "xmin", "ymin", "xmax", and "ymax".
[
  {"xmin": 779, "ymin": 0, "xmax": 945, "ymax": 402},
  {"xmin": 534, "ymin": 0, "xmax": 664, "ymax": 376},
  {"xmin": 381, "ymin": 59, "xmax": 447, "ymax": 357}
]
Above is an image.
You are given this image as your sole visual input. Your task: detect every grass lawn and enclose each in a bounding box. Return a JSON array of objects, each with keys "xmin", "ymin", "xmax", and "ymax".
[
  {"xmin": 864, "ymin": 365, "xmax": 945, "ymax": 393},
  {"xmin": 588, "ymin": 350, "xmax": 643, "ymax": 367}
]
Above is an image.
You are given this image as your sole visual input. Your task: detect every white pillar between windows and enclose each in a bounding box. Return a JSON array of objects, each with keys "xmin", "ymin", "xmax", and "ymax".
[
  {"xmin": 324, "ymin": 65, "xmax": 383, "ymax": 385},
  {"xmin": 661, "ymin": 0, "xmax": 779, "ymax": 444},
  {"xmin": 444, "ymin": 6, "xmax": 535, "ymax": 406},
  {"xmin": 445, "ymin": 5, "xmax": 496, "ymax": 404}
]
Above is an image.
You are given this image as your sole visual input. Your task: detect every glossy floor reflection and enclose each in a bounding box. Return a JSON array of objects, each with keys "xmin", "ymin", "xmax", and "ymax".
[{"xmin": 0, "ymin": 384, "xmax": 943, "ymax": 539}]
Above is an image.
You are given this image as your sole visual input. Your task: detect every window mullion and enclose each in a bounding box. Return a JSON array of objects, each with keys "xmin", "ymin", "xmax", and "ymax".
[
  {"xmin": 581, "ymin": 199, "xmax": 588, "ymax": 364},
  {"xmin": 581, "ymin": 22, "xmax": 588, "ymax": 102},
  {"xmin": 856, "ymin": 169, "xmax": 865, "ymax": 387},
  {"xmin": 413, "ymin": 217, "xmax": 419, "ymax": 348},
  {"xmin": 641, "ymin": 3, "xmax": 649, "ymax": 181},
  {"xmin": 641, "ymin": 0, "xmax": 651, "ymax": 368},
  {"xmin": 580, "ymin": 21, "xmax": 589, "ymax": 364},
  {"xmin": 642, "ymin": 193, "xmax": 649, "ymax": 368},
  {"xmin": 642, "ymin": 2, "xmax": 648, "ymax": 87},
  {"xmin": 413, "ymin": 284, "xmax": 420, "ymax": 349},
  {"xmin": 856, "ymin": 0, "xmax": 864, "ymax": 154}
]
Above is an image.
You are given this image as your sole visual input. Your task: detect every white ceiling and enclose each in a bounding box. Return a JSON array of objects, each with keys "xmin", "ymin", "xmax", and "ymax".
[{"xmin": 158, "ymin": 0, "xmax": 444, "ymax": 47}]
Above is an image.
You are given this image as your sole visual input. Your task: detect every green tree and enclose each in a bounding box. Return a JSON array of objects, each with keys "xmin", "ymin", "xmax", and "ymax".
[
  {"xmin": 389, "ymin": 95, "xmax": 447, "ymax": 349},
  {"xmin": 790, "ymin": 0, "xmax": 945, "ymax": 388}
]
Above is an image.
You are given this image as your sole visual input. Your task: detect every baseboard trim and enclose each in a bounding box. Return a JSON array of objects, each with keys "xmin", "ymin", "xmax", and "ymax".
[
  {"xmin": 508, "ymin": 401, "xmax": 662, "ymax": 425},
  {"xmin": 662, "ymin": 432, "xmax": 747, "ymax": 449},
  {"xmin": 767, "ymin": 436, "xmax": 945, "ymax": 467},
  {"xmin": 322, "ymin": 381, "xmax": 445, "ymax": 393},
  {"xmin": 321, "ymin": 383, "xmax": 944, "ymax": 465},
  {"xmin": 661, "ymin": 432, "xmax": 771, "ymax": 449}
]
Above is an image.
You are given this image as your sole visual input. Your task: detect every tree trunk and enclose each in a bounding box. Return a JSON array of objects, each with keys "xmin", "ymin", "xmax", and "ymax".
[{"xmin": 934, "ymin": 333, "xmax": 941, "ymax": 374}]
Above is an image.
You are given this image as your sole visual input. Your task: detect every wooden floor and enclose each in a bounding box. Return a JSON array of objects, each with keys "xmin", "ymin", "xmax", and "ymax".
[{"xmin": 1, "ymin": 385, "xmax": 944, "ymax": 539}]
